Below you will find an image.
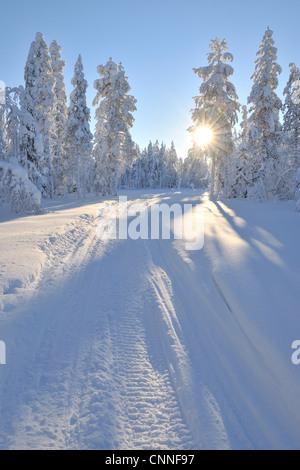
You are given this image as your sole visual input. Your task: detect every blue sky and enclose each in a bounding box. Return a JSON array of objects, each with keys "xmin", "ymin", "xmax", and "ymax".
[{"xmin": 1, "ymin": 0, "xmax": 300, "ymax": 159}]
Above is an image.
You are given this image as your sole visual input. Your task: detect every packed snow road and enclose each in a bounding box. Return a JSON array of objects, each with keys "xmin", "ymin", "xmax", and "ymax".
[{"xmin": 0, "ymin": 190, "xmax": 299, "ymax": 450}]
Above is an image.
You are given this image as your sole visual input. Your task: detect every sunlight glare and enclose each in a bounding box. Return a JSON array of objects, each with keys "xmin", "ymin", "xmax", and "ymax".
[{"xmin": 194, "ymin": 126, "xmax": 213, "ymax": 147}]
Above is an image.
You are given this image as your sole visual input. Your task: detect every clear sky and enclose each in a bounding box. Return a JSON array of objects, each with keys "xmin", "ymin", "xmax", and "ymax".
[{"xmin": 1, "ymin": 0, "xmax": 300, "ymax": 159}]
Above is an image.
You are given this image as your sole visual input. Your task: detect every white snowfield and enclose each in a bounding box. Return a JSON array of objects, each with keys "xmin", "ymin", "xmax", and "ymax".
[{"xmin": 0, "ymin": 189, "xmax": 299, "ymax": 450}]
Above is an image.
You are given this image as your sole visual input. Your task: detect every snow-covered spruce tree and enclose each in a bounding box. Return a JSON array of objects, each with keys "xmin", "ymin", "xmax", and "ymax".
[
  {"xmin": 23, "ymin": 38, "xmax": 49, "ymax": 196},
  {"xmin": 138, "ymin": 144, "xmax": 148, "ymax": 188},
  {"xmin": 65, "ymin": 55, "xmax": 93, "ymax": 198},
  {"xmin": 122, "ymin": 140, "xmax": 180, "ymax": 189},
  {"xmin": 165, "ymin": 141, "xmax": 179, "ymax": 188},
  {"xmin": 17, "ymin": 85, "xmax": 46, "ymax": 188},
  {"xmin": 181, "ymin": 145, "xmax": 209, "ymax": 189},
  {"xmin": 153, "ymin": 140, "xmax": 161, "ymax": 188},
  {"xmin": 0, "ymin": 88, "xmax": 44, "ymax": 213},
  {"xmin": 247, "ymin": 27, "xmax": 282, "ymax": 200},
  {"xmin": 277, "ymin": 63, "xmax": 300, "ymax": 199},
  {"xmin": 177, "ymin": 157, "xmax": 184, "ymax": 189},
  {"xmin": 230, "ymin": 105, "xmax": 253, "ymax": 198},
  {"xmin": 49, "ymin": 40, "xmax": 68, "ymax": 195},
  {"xmin": 290, "ymin": 70, "xmax": 300, "ymax": 207},
  {"xmin": 156, "ymin": 142, "xmax": 166, "ymax": 189},
  {"xmin": 129, "ymin": 144, "xmax": 142, "ymax": 189},
  {"xmin": 147, "ymin": 140, "xmax": 163, "ymax": 188},
  {"xmin": 0, "ymin": 105, "xmax": 7, "ymax": 160},
  {"xmin": 145, "ymin": 141, "xmax": 155, "ymax": 189},
  {"xmin": 283, "ymin": 63, "xmax": 300, "ymax": 146},
  {"xmin": 34, "ymin": 32, "xmax": 55, "ymax": 198},
  {"xmin": 123, "ymin": 130, "xmax": 137, "ymax": 186},
  {"xmin": 120, "ymin": 143, "xmax": 143, "ymax": 189},
  {"xmin": 5, "ymin": 87, "xmax": 20, "ymax": 160},
  {"xmin": 292, "ymin": 69, "xmax": 300, "ymax": 105},
  {"xmin": 5, "ymin": 86, "xmax": 32, "ymax": 164},
  {"xmin": 239, "ymin": 105, "xmax": 250, "ymax": 143},
  {"xmin": 93, "ymin": 58, "xmax": 137, "ymax": 196},
  {"xmin": 190, "ymin": 38, "xmax": 240, "ymax": 199}
]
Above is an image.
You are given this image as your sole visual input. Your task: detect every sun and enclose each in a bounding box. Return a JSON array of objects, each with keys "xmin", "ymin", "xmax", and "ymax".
[{"xmin": 194, "ymin": 126, "xmax": 213, "ymax": 147}]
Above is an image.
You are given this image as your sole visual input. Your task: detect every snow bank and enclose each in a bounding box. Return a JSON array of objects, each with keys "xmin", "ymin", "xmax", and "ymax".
[{"xmin": 0, "ymin": 158, "xmax": 42, "ymax": 213}]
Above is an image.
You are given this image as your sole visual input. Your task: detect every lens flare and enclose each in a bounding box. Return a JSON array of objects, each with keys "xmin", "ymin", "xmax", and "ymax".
[{"xmin": 194, "ymin": 126, "xmax": 213, "ymax": 146}]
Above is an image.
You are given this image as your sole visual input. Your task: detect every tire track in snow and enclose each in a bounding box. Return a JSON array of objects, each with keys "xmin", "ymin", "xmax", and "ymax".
[
  {"xmin": 143, "ymin": 244, "xmax": 230, "ymax": 450},
  {"xmin": 109, "ymin": 287, "xmax": 194, "ymax": 449},
  {"xmin": 71, "ymin": 239, "xmax": 195, "ymax": 450}
]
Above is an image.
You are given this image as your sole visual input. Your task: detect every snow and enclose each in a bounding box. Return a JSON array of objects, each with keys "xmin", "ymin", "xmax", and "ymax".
[
  {"xmin": 0, "ymin": 189, "xmax": 299, "ymax": 450},
  {"xmin": 0, "ymin": 158, "xmax": 42, "ymax": 212}
]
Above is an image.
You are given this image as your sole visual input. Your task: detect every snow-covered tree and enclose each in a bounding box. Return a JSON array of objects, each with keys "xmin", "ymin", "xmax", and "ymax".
[
  {"xmin": 93, "ymin": 58, "xmax": 137, "ymax": 196},
  {"xmin": 0, "ymin": 158, "xmax": 42, "ymax": 213},
  {"xmin": 146, "ymin": 141, "xmax": 156, "ymax": 188},
  {"xmin": 273, "ymin": 63, "xmax": 300, "ymax": 199},
  {"xmin": 138, "ymin": 147, "xmax": 148, "ymax": 188},
  {"xmin": 22, "ymin": 38, "xmax": 48, "ymax": 195},
  {"xmin": 49, "ymin": 40, "xmax": 68, "ymax": 194},
  {"xmin": 181, "ymin": 145, "xmax": 209, "ymax": 189},
  {"xmin": 226, "ymin": 105, "xmax": 254, "ymax": 198},
  {"xmin": 247, "ymin": 27, "xmax": 282, "ymax": 199},
  {"xmin": 119, "ymin": 140, "xmax": 181, "ymax": 190},
  {"xmin": 0, "ymin": 105, "xmax": 7, "ymax": 160},
  {"xmin": 5, "ymin": 88, "xmax": 20, "ymax": 160},
  {"xmin": 130, "ymin": 144, "xmax": 142, "ymax": 188},
  {"xmin": 5, "ymin": 84, "xmax": 51, "ymax": 205},
  {"xmin": 190, "ymin": 38, "xmax": 240, "ymax": 198},
  {"xmin": 0, "ymin": 86, "xmax": 43, "ymax": 213},
  {"xmin": 34, "ymin": 32, "xmax": 55, "ymax": 198},
  {"xmin": 165, "ymin": 141, "xmax": 179, "ymax": 188},
  {"xmin": 24, "ymin": 41, "xmax": 37, "ymax": 119},
  {"xmin": 292, "ymin": 69, "xmax": 300, "ymax": 106},
  {"xmin": 65, "ymin": 55, "xmax": 93, "ymax": 197},
  {"xmin": 19, "ymin": 85, "xmax": 47, "ymax": 189},
  {"xmin": 283, "ymin": 63, "xmax": 300, "ymax": 144},
  {"xmin": 151, "ymin": 140, "xmax": 161, "ymax": 188},
  {"xmin": 295, "ymin": 168, "xmax": 300, "ymax": 209},
  {"xmin": 156, "ymin": 142, "xmax": 166, "ymax": 188},
  {"xmin": 239, "ymin": 105, "xmax": 250, "ymax": 143},
  {"xmin": 289, "ymin": 68, "xmax": 300, "ymax": 205}
]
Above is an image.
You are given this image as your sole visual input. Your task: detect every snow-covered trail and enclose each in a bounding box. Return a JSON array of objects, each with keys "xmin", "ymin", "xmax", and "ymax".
[
  {"xmin": 0, "ymin": 196, "xmax": 195, "ymax": 450},
  {"xmin": 0, "ymin": 190, "xmax": 299, "ymax": 449}
]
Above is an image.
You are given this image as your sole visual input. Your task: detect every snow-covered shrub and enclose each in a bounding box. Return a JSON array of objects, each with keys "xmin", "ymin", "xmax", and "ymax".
[
  {"xmin": 247, "ymin": 178, "xmax": 268, "ymax": 201},
  {"xmin": 0, "ymin": 158, "xmax": 42, "ymax": 213}
]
